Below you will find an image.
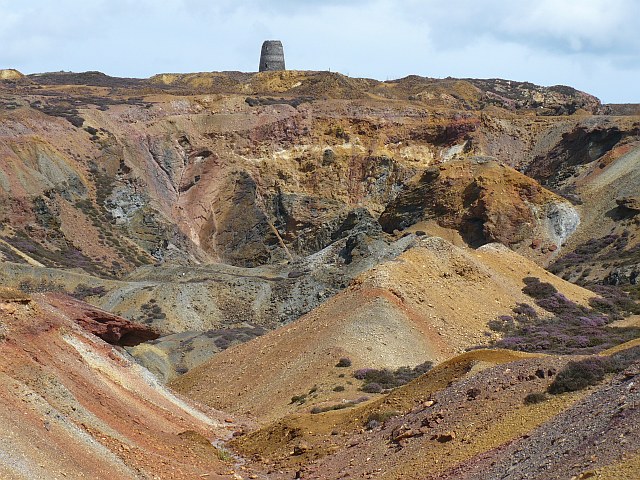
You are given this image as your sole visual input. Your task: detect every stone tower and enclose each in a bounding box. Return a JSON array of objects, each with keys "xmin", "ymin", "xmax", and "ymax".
[{"xmin": 259, "ymin": 40, "xmax": 285, "ymax": 72}]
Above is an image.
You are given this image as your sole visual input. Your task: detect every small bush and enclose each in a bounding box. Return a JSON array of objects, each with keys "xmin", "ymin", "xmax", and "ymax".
[
  {"xmin": 354, "ymin": 361, "xmax": 433, "ymax": 392},
  {"xmin": 336, "ymin": 357, "xmax": 352, "ymax": 368},
  {"xmin": 18, "ymin": 279, "xmax": 58, "ymax": 294},
  {"xmin": 523, "ymin": 392, "xmax": 548, "ymax": 405},
  {"xmin": 67, "ymin": 115, "xmax": 85, "ymax": 128},
  {"xmin": 365, "ymin": 419, "xmax": 380, "ymax": 430},
  {"xmin": 333, "ymin": 385, "xmax": 345, "ymax": 392},
  {"xmin": 309, "ymin": 396, "xmax": 369, "ymax": 414},
  {"xmin": 290, "ymin": 394, "xmax": 307, "ymax": 405},
  {"xmin": 548, "ymin": 357, "xmax": 611, "ymax": 394},
  {"xmin": 215, "ymin": 447, "xmax": 233, "ymax": 462},
  {"xmin": 362, "ymin": 382, "xmax": 383, "ymax": 393},
  {"xmin": 522, "ymin": 277, "xmax": 558, "ymax": 299},
  {"xmin": 365, "ymin": 410, "xmax": 400, "ymax": 425}
]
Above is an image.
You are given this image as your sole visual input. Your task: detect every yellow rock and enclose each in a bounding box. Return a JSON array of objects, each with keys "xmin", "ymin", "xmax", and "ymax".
[{"xmin": 0, "ymin": 69, "xmax": 24, "ymax": 80}]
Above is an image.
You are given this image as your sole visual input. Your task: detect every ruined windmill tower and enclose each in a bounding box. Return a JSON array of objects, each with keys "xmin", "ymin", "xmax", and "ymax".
[{"xmin": 259, "ymin": 40, "xmax": 285, "ymax": 72}]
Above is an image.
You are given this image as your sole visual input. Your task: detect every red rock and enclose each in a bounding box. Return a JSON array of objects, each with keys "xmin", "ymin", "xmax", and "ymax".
[{"xmin": 46, "ymin": 294, "xmax": 159, "ymax": 346}]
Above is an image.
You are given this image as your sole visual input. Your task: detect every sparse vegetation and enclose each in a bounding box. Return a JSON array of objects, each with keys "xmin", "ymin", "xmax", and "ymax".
[
  {"xmin": 202, "ymin": 326, "xmax": 268, "ymax": 350},
  {"xmin": 353, "ymin": 361, "xmax": 433, "ymax": 392},
  {"xmin": 365, "ymin": 410, "xmax": 400, "ymax": 429},
  {"xmin": 332, "ymin": 125, "xmax": 350, "ymax": 142},
  {"xmin": 139, "ymin": 301, "xmax": 167, "ymax": 324},
  {"xmin": 30, "ymin": 99, "xmax": 85, "ymax": 126},
  {"xmin": 523, "ymin": 392, "xmax": 548, "ymax": 405},
  {"xmin": 491, "ymin": 277, "xmax": 640, "ymax": 354},
  {"xmin": 290, "ymin": 394, "xmax": 307, "ymax": 405},
  {"xmin": 214, "ymin": 446, "xmax": 233, "ymax": 462},
  {"xmin": 5, "ymin": 229, "xmax": 101, "ymax": 275},
  {"xmin": 365, "ymin": 410, "xmax": 400, "ymax": 423},
  {"xmin": 549, "ymin": 234, "xmax": 621, "ymax": 276},
  {"xmin": 309, "ymin": 396, "xmax": 369, "ymax": 414},
  {"xmin": 336, "ymin": 357, "xmax": 352, "ymax": 367},
  {"xmin": 72, "ymin": 283, "xmax": 107, "ymax": 300},
  {"xmin": 245, "ymin": 96, "xmax": 312, "ymax": 108},
  {"xmin": 547, "ymin": 357, "xmax": 611, "ymax": 394},
  {"xmin": 18, "ymin": 279, "xmax": 66, "ymax": 294}
]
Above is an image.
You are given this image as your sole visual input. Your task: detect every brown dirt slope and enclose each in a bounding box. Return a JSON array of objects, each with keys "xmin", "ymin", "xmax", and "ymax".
[
  {"xmin": 237, "ymin": 343, "xmax": 638, "ymax": 480},
  {"xmin": 0, "ymin": 287, "xmax": 257, "ymax": 479},
  {"xmin": 172, "ymin": 236, "xmax": 594, "ymax": 423},
  {"xmin": 230, "ymin": 349, "xmax": 538, "ymax": 468}
]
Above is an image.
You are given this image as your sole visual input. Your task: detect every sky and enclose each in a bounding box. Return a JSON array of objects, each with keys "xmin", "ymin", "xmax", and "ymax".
[{"xmin": 0, "ymin": 0, "xmax": 638, "ymax": 103}]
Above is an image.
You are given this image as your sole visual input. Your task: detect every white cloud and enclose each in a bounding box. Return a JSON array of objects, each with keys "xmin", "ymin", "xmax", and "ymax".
[
  {"xmin": 0, "ymin": 0, "xmax": 637, "ymax": 102},
  {"xmin": 500, "ymin": 0, "xmax": 638, "ymax": 54}
]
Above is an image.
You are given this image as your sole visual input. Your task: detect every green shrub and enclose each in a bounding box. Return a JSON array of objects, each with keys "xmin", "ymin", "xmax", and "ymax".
[
  {"xmin": 215, "ymin": 446, "xmax": 233, "ymax": 462},
  {"xmin": 366, "ymin": 410, "xmax": 400, "ymax": 424},
  {"xmin": 523, "ymin": 392, "xmax": 548, "ymax": 405}
]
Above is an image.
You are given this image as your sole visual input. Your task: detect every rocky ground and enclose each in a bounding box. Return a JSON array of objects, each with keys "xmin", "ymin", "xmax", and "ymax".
[
  {"xmin": 254, "ymin": 345, "xmax": 639, "ymax": 480},
  {"xmin": 172, "ymin": 237, "xmax": 595, "ymax": 423},
  {"xmin": 0, "ymin": 287, "xmax": 259, "ymax": 479},
  {"xmin": 0, "ymin": 69, "xmax": 639, "ymax": 479}
]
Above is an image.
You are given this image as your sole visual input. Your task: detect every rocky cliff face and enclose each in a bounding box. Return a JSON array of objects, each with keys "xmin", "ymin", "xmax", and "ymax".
[
  {"xmin": 0, "ymin": 71, "xmax": 632, "ymax": 274},
  {"xmin": 0, "ymin": 69, "xmax": 639, "ymax": 372},
  {"xmin": 379, "ymin": 158, "xmax": 579, "ymax": 259}
]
